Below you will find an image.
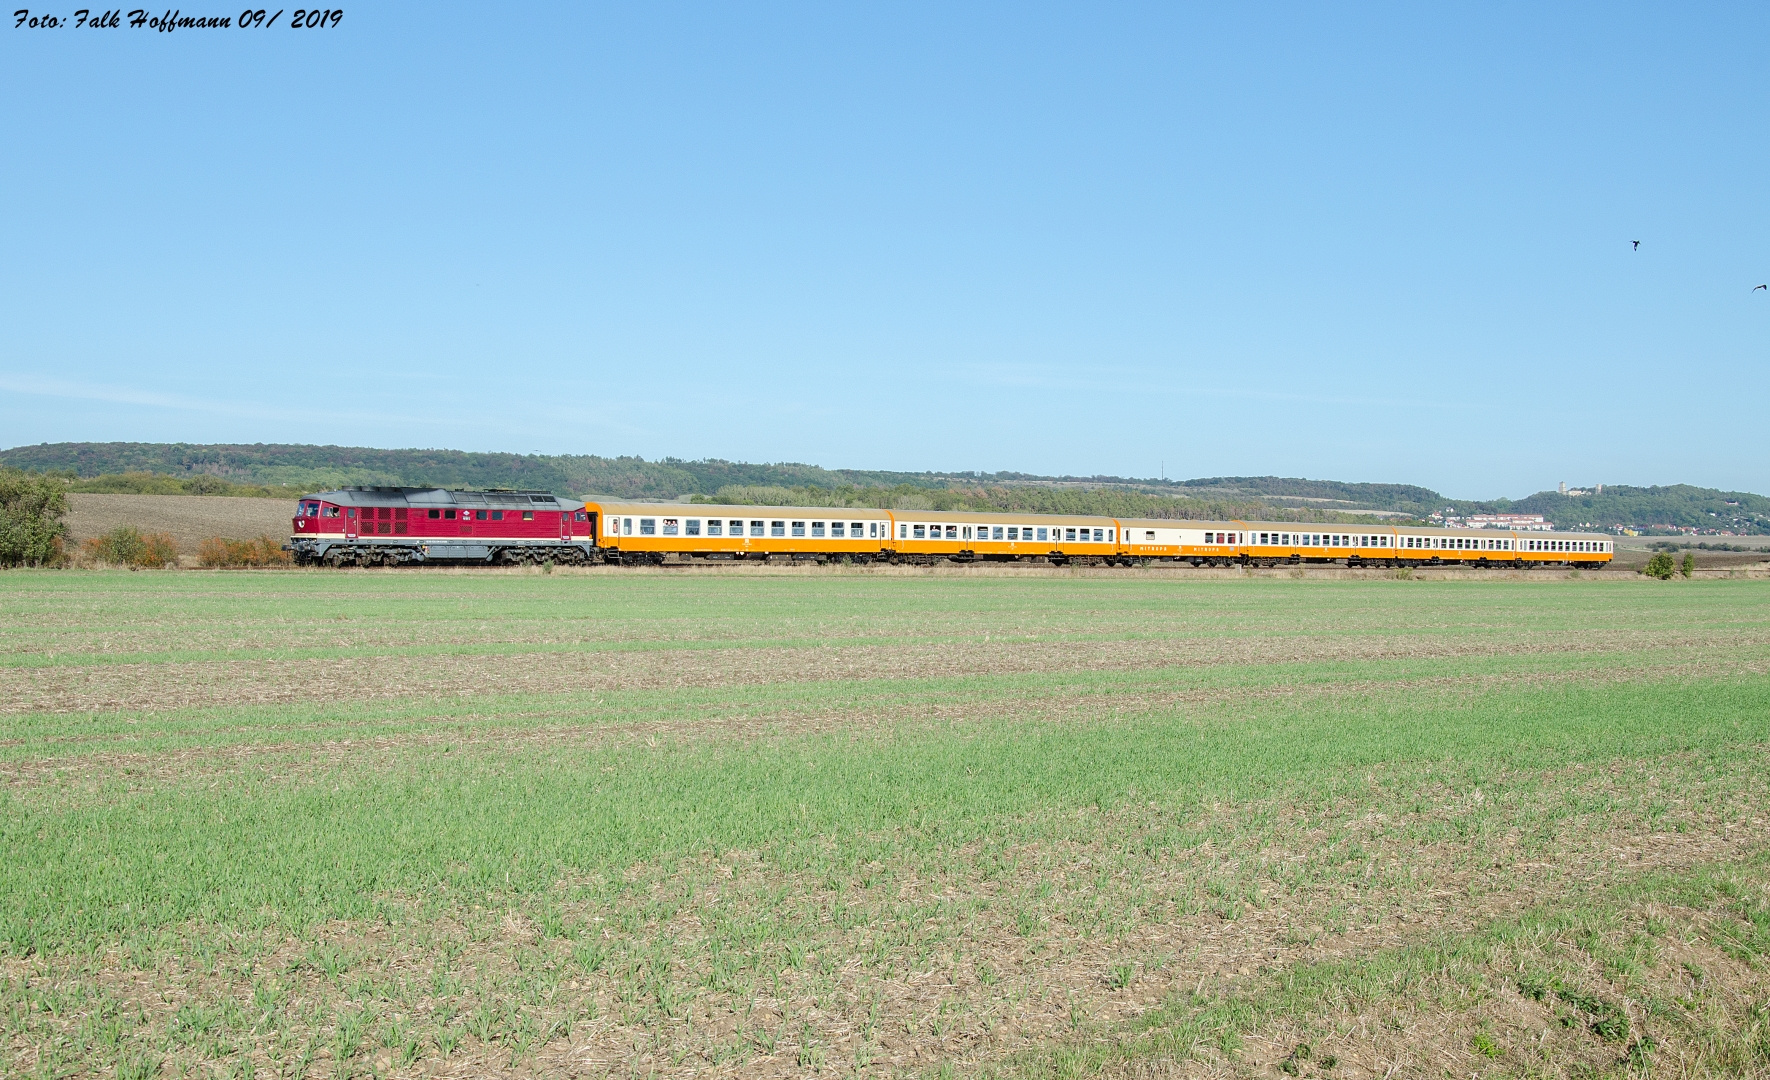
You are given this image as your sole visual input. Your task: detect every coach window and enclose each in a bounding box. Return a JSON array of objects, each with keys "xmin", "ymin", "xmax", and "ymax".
[
  {"xmin": 663, "ymin": 519, "xmax": 679, "ymax": 536},
  {"xmin": 705, "ymin": 520, "xmax": 720, "ymax": 536},
  {"xmin": 828, "ymin": 521, "xmax": 843, "ymax": 538},
  {"xmin": 786, "ymin": 521, "xmax": 801, "ymax": 537},
  {"xmin": 769, "ymin": 521, "xmax": 783, "ymax": 537},
  {"xmin": 809, "ymin": 521, "xmax": 824, "ymax": 538},
  {"xmin": 912, "ymin": 524, "xmax": 925, "ymax": 539},
  {"xmin": 622, "ymin": 518, "xmax": 633, "ymax": 536},
  {"xmin": 686, "ymin": 519, "xmax": 701, "ymax": 536},
  {"xmin": 640, "ymin": 518, "xmax": 656, "ymax": 535}
]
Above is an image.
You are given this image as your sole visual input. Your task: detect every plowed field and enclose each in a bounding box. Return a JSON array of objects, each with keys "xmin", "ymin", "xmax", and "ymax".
[{"xmin": 2, "ymin": 570, "xmax": 1768, "ymax": 1079}]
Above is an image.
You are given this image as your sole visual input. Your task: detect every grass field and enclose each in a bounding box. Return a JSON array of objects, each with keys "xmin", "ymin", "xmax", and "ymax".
[{"xmin": 2, "ymin": 568, "xmax": 1768, "ymax": 1079}]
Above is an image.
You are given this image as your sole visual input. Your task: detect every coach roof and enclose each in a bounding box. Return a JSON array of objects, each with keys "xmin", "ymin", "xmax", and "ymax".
[{"xmin": 302, "ymin": 487, "xmax": 584, "ymax": 511}]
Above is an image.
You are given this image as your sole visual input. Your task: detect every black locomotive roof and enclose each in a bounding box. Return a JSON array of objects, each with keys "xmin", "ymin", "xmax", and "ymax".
[{"xmin": 301, "ymin": 487, "xmax": 584, "ymax": 511}]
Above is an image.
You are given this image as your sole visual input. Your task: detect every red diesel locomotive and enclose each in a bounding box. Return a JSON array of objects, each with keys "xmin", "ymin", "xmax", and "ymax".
[{"xmin": 288, "ymin": 487, "xmax": 596, "ymax": 566}]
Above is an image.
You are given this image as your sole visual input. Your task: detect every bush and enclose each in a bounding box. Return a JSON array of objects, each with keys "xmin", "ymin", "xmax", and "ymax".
[
  {"xmin": 82, "ymin": 526, "xmax": 179, "ymax": 568},
  {"xmin": 197, "ymin": 535, "xmax": 292, "ymax": 568},
  {"xmin": 1642, "ymin": 552, "xmax": 1676, "ymax": 579},
  {"xmin": 0, "ymin": 468, "xmax": 69, "ymax": 567},
  {"xmin": 1681, "ymin": 552, "xmax": 1695, "ymax": 577}
]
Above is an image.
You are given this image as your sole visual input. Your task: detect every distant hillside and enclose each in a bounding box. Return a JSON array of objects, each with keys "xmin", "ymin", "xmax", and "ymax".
[
  {"xmin": 1444, "ymin": 485, "xmax": 1770, "ymax": 534},
  {"xmin": 3, "ymin": 442, "xmax": 1764, "ymax": 533}
]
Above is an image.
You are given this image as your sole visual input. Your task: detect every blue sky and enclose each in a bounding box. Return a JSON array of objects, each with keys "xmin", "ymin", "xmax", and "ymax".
[{"xmin": 3, "ymin": 4, "xmax": 1766, "ymax": 498}]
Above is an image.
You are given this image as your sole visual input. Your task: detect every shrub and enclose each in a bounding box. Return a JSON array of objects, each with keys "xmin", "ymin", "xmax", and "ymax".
[
  {"xmin": 0, "ymin": 468, "xmax": 69, "ymax": 567},
  {"xmin": 197, "ymin": 535, "xmax": 292, "ymax": 568},
  {"xmin": 82, "ymin": 526, "xmax": 179, "ymax": 568},
  {"xmin": 1681, "ymin": 552, "xmax": 1695, "ymax": 577},
  {"xmin": 1642, "ymin": 552, "xmax": 1676, "ymax": 579}
]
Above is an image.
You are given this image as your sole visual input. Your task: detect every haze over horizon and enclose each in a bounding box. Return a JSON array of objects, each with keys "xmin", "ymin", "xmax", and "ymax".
[{"xmin": 4, "ymin": 4, "xmax": 1767, "ymax": 501}]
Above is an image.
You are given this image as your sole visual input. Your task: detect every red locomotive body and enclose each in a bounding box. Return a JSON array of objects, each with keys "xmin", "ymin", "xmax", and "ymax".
[{"xmin": 288, "ymin": 487, "xmax": 596, "ymax": 566}]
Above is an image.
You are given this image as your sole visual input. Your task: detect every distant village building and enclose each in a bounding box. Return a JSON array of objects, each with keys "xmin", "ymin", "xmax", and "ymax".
[
  {"xmin": 1467, "ymin": 514, "xmax": 1552, "ymax": 530},
  {"xmin": 1426, "ymin": 511, "xmax": 1553, "ymax": 531}
]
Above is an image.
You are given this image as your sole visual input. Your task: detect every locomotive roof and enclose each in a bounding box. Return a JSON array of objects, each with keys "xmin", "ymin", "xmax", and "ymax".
[{"xmin": 303, "ymin": 487, "xmax": 584, "ymax": 511}]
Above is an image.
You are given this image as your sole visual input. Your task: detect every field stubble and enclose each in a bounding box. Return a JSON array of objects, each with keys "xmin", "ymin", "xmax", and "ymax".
[{"xmin": 1, "ymin": 571, "xmax": 1768, "ymax": 1079}]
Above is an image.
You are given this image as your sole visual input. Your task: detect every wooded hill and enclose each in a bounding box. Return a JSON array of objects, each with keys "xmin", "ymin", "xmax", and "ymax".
[{"xmin": 3, "ymin": 442, "xmax": 1764, "ymax": 532}]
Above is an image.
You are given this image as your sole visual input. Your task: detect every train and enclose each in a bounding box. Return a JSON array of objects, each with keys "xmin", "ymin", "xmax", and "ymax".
[{"xmin": 286, "ymin": 486, "xmax": 1616, "ymax": 569}]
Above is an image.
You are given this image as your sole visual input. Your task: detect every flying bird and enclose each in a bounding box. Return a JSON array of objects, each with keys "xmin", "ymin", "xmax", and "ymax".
[
  {"xmin": 1756, "ymin": 284, "xmax": 1768, "ymax": 291},
  {"xmin": 1631, "ymin": 240, "xmax": 1641, "ymax": 250}
]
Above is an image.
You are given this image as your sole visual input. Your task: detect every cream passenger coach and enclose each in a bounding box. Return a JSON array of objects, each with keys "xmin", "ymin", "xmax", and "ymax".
[
  {"xmin": 288, "ymin": 488, "xmax": 1614, "ymax": 568},
  {"xmin": 588, "ymin": 501, "xmax": 1613, "ymax": 568}
]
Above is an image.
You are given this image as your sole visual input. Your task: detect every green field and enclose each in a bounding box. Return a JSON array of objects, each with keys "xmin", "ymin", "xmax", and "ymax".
[{"xmin": 2, "ymin": 568, "xmax": 1768, "ymax": 1078}]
